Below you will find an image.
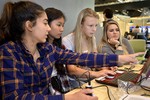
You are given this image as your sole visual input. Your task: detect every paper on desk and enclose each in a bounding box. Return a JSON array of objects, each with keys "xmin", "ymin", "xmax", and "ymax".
[
  {"xmin": 119, "ymin": 94, "xmax": 150, "ymax": 100},
  {"xmin": 118, "ymin": 64, "xmax": 143, "ymax": 71}
]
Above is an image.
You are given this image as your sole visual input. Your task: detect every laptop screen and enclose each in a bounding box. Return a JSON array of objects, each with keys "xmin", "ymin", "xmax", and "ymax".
[
  {"xmin": 95, "ymin": 57, "xmax": 150, "ymax": 87},
  {"xmin": 146, "ymin": 40, "xmax": 150, "ymax": 49},
  {"xmin": 144, "ymin": 49, "xmax": 150, "ymax": 59}
]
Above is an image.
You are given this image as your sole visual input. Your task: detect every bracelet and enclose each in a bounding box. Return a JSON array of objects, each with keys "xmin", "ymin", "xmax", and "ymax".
[
  {"xmin": 115, "ymin": 43, "xmax": 122, "ymax": 48},
  {"xmin": 118, "ymin": 44, "xmax": 122, "ymax": 46}
]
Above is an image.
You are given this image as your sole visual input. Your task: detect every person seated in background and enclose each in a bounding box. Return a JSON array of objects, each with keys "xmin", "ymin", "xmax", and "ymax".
[
  {"xmin": 45, "ymin": 8, "xmax": 71, "ymax": 93},
  {"xmin": 62, "ymin": 8, "xmax": 116, "ymax": 89},
  {"xmin": 0, "ymin": 1, "xmax": 140, "ymax": 100},
  {"xmin": 124, "ymin": 31, "xmax": 129, "ymax": 38},
  {"xmin": 124, "ymin": 31, "xmax": 134, "ymax": 40},
  {"xmin": 145, "ymin": 27, "xmax": 149, "ymax": 40},
  {"xmin": 97, "ymin": 20, "xmax": 144, "ymax": 66},
  {"xmin": 132, "ymin": 25, "xmax": 147, "ymax": 40},
  {"xmin": 126, "ymin": 32, "xmax": 135, "ymax": 40},
  {"xmin": 147, "ymin": 34, "xmax": 150, "ymax": 40},
  {"xmin": 103, "ymin": 8, "xmax": 113, "ymax": 26}
]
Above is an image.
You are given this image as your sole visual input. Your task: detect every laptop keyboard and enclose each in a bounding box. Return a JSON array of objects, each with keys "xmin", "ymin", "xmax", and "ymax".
[{"xmin": 112, "ymin": 72, "xmax": 139, "ymax": 84}]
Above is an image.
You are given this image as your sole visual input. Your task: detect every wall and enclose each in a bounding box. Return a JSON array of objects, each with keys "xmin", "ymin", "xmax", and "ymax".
[
  {"xmin": 0, "ymin": 0, "xmax": 6, "ymax": 15},
  {"xmin": 0, "ymin": 0, "xmax": 94, "ymax": 37}
]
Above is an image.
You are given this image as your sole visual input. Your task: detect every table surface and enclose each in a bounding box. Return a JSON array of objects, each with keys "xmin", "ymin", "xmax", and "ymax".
[{"xmin": 66, "ymin": 64, "xmax": 150, "ymax": 100}]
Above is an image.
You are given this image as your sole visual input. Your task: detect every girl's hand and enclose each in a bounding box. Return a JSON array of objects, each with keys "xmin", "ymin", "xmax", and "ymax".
[
  {"xmin": 91, "ymin": 69, "xmax": 116, "ymax": 78},
  {"xmin": 65, "ymin": 89, "xmax": 98, "ymax": 100},
  {"xmin": 108, "ymin": 38, "xmax": 120, "ymax": 45}
]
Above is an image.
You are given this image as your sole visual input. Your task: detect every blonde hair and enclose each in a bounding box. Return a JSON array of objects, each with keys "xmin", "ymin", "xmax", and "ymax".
[
  {"xmin": 73, "ymin": 8, "xmax": 99, "ymax": 53},
  {"xmin": 98, "ymin": 20, "xmax": 128, "ymax": 54}
]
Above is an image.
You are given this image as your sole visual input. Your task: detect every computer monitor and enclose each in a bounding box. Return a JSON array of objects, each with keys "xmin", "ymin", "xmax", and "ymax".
[
  {"xmin": 148, "ymin": 26, "xmax": 150, "ymax": 33},
  {"xmin": 146, "ymin": 40, "xmax": 150, "ymax": 49},
  {"xmin": 144, "ymin": 49, "xmax": 150, "ymax": 58}
]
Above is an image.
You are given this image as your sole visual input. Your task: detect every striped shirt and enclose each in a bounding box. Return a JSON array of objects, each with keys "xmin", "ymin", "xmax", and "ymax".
[{"xmin": 0, "ymin": 41, "xmax": 118, "ymax": 100}]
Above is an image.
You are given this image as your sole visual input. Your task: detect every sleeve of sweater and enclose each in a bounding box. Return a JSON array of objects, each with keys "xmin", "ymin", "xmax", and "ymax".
[
  {"xmin": 100, "ymin": 44, "xmax": 123, "ymax": 55},
  {"xmin": 122, "ymin": 37, "xmax": 134, "ymax": 54}
]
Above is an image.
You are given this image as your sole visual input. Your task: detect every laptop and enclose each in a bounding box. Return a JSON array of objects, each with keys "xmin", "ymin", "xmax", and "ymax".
[
  {"xmin": 143, "ymin": 49, "xmax": 150, "ymax": 59},
  {"xmin": 146, "ymin": 40, "xmax": 150, "ymax": 49},
  {"xmin": 95, "ymin": 57, "xmax": 150, "ymax": 87}
]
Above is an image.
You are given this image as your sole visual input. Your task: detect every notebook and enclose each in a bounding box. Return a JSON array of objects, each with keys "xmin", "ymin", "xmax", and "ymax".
[{"xmin": 95, "ymin": 57, "xmax": 150, "ymax": 87}]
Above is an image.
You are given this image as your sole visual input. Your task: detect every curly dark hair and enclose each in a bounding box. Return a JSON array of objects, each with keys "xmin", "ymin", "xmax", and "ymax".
[{"xmin": 103, "ymin": 8, "xmax": 113, "ymax": 19}]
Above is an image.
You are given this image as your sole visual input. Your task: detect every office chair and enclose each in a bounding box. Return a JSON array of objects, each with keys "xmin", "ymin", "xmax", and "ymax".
[{"xmin": 128, "ymin": 39, "xmax": 146, "ymax": 53}]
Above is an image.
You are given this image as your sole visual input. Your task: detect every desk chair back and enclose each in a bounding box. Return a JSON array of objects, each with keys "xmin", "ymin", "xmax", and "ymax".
[{"xmin": 128, "ymin": 39, "xmax": 146, "ymax": 53}]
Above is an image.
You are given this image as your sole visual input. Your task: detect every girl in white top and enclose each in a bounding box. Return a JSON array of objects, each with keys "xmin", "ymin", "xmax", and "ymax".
[
  {"xmin": 98, "ymin": 20, "xmax": 134, "ymax": 55},
  {"xmin": 45, "ymin": 8, "xmax": 71, "ymax": 93},
  {"xmin": 62, "ymin": 8, "xmax": 116, "ymax": 89}
]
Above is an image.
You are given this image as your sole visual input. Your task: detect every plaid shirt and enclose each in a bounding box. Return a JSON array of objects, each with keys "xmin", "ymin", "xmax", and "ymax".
[{"xmin": 0, "ymin": 41, "xmax": 118, "ymax": 100}]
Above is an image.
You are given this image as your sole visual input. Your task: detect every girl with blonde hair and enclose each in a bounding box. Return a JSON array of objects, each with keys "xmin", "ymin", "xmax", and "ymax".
[
  {"xmin": 73, "ymin": 8, "xmax": 98, "ymax": 53},
  {"xmin": 97, "ymin": 19, "xmax": 134, "ymax": 55},
  {"xmin": 63, "ymin": 8, "xmax": 116, "ymax": 88},
  {"xmin": 97, "ymin": 20, "xmax": 144, "ymax": 66}
]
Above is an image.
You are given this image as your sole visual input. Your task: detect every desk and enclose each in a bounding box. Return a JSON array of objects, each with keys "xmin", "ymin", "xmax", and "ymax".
[{"xmin": 66, "ymin": 64, "xmax": 150, "ymax": 100}]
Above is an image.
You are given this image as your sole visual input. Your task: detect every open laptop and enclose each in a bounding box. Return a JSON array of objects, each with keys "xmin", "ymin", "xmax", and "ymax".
[
  {"xmin": 146, "ymin": 40, "xmax": 150, "ymax": 49},
  {"xmin": 95, "ymin": 57, "xmax": 150, "ymax": 87}
]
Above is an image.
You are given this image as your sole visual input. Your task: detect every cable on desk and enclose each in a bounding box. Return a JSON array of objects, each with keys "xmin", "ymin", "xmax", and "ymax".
[
  {"xmin": 141, "ymin": 85, "xmax": 150, "ymax": 91},
  {"xmin": 126, "ymin": 82, "xmax": 130, "ymax": 94},
  {"xmin": 121, "ymin": 94, "xmax": 129, "ymax": 100},
  {"xmin": 137, "ymin": 76, "xmax": 150, "ymax": 97},
  {"xmin": 92, "ymin": 84, "xmax": 106, "ymax": 89},
  {"xmin": 139, "ymin": 76, "xmax": 150, "ymax": 91},
  {"xmin": 72, "ymin": 70, "xmax": 90, "ymax": 89},
  {"xmin": 92, "ymin": 84, "xmax": 112, "ymax": 100},
  {"xmin": 71, "ymin": 74, "xmax": 83, "ymax": 89},
  {"xmin": 136, "ymin": 75, "xmax": 145, "ymax": 86},
  {"xmin": 76, "ymin": 71, "xmax": 117, "ymax": 99},
  {"xmin": 141, "ymin": 93, "xmax": 150, "ymax": 97}
]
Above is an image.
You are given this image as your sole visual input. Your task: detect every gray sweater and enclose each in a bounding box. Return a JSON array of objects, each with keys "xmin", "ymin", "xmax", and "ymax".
[
  {"xmin": 98, "ymin": 38, "xmax": 134, "ymax": 55},
  {"xmin": 98, "ymin": 38, "xmax": 134, "ymax": 66}
]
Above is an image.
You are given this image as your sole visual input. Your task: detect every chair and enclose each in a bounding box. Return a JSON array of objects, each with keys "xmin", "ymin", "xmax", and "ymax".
[{"xmin": 128, "ymin": 39, "xmax": 146, "ymax": 53}]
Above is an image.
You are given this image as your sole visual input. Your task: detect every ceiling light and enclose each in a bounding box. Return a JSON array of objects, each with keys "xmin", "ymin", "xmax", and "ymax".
[
  {"xmin": 118, "ymin": 0, "xmax": 123, "ymax": 3},
  {"xmin": 128, "ymin": 20, "xmax": 133, "ymax": 25},
  {"xmin": 137, "ymin": 9, "xmax": 142, "ymax": 12},
  {"xmin": 115, "ymin": 10, "xmax": 119, "ymax": 12},
  {"xmin": 129, "ymin": 20, "xmax": 133, "ymax": 23}
]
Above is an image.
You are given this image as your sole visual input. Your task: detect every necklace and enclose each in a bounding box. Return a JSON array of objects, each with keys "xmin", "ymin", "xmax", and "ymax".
[
  {"xmin": 31, "ymin": 48, "xmax": 37, "ymax": 56},
  {"xmin": 22, "ymin": 41, "xmax": 37, "ymax": 56}
]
